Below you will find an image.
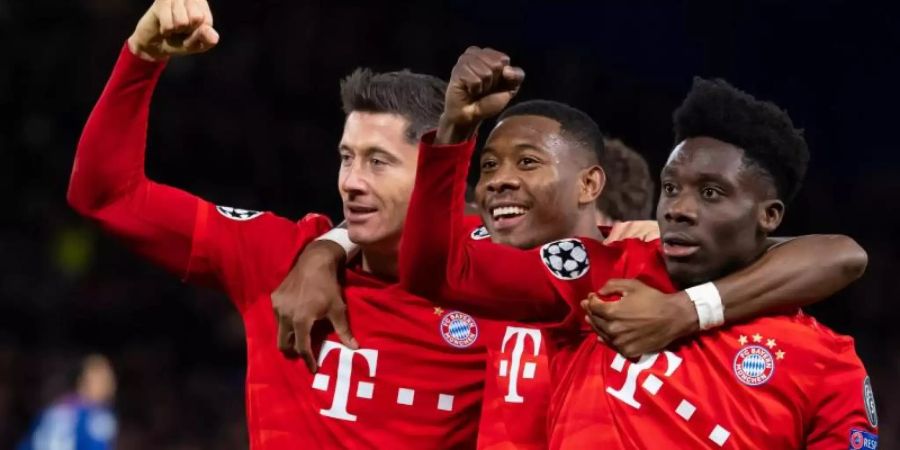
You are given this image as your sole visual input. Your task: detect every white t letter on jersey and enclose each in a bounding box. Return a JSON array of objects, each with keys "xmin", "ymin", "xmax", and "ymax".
[
  {"xmin": 606, "ymin": 351, "xmax": 683, "ymax": 409},
  {"xmin": 500, "ymin": 326, "xmax": 542, "ymax": 403},
  {"xmin": 313, "ymin": 340, "xmax": 379, "ymax": 421}
]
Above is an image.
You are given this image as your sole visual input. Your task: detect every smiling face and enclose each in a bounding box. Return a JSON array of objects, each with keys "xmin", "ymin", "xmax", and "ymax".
[
  {"xmin": 338, "ymin": 111, "xmax": 419, "ymax": 253},
  {"xmin": 658, "ymin": 137, "xmax": 784, "ymax": 288},
  {"xmin": 475, "ymin": 115, "xmax": 604, "ymax": 249}
]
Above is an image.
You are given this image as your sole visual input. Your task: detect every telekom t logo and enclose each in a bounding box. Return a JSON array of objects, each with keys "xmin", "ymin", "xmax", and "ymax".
[
  {"xmin": 606, "ymin": 351, "xmax": 683, "ymax": 409},
  {"xmin": 499, "ymin": 326, "xmax": 542, "ymax": 403},
  {"xmin": 312, "ymin": 340, "xmax": 378, "ymax": 422}
]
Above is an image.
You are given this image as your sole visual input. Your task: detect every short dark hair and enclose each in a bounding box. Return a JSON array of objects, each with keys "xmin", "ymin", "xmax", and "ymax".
[
  {"xmin": 596, "ymin": 138, "xmax": 655, "ymax": 221},
  {"xmin": 498, "ymin": 99, "xmax": 605, "ymax": 165},
  {"xmin": 340, "ymin": 68, "xmax": 447, "ymax": 143},
  {"xmin": 673, "ymin": 77, "xmax": 810, "ymax": 203}
]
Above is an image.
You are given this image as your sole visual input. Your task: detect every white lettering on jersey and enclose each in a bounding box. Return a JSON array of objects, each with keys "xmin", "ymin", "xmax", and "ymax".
[
  {"xmin": 312, "ymin": 340, "xmax": 378, "ymax": 422},
  {"xmin": 606, "ymin": 351, "xmax": 683, "ymax": 409},
  {"xmin": 606, "ymin": 351, "xmax": 732, "ymax": 446},
  {"xmin": 499, "ymin": 326, "xmax": 542, "ymax": 403}
]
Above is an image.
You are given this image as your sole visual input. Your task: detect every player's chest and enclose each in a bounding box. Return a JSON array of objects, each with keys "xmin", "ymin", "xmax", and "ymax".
[
  {"xmin": 300, "ymin": 290, "xmax": 487, "ymax": 416},
  {"xmin": 241, "ymin": 293, "xmax": 482, "ymax": 447},
  {"xmin": 480, "ymin": 322, "xmax": 552, "ymax": 408},
  {"xmin": 477, "ymin": 323, "xmax": 553, "ymax": 448},
  {"xmin": 344, "ymin": 286, "xmax": 486, "ymax": 359},
  {"xmin": 580, "ymin": 329, "xmax": 806, "ymax": 448}
]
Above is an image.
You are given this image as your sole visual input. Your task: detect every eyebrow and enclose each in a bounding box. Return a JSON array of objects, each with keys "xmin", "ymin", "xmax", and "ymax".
[
  {"xmin": 345, "ymin": 145, "xmax": 401, "ymax": 164},
  {"xmin": 661, "ymin": 166, "xmax": 733, "ymax": 185},
  {"xmin": 660, "ymin": 165, "xmax": 677, "ymax": 177},
  {"xmin": 695, "ymin": 172, "xmax": 731, "ymax": 184},
  {"xmin": 481, "ymin": 143, "xmax": 547, "ymax": 156}
]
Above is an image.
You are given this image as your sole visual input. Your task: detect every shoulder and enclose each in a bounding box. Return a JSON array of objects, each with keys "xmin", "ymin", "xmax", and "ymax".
[
  {"xmin": 617, "ymin": 238, "xmax": 663, "ymax": 259},
  {"xmin": 604, "ymin": 238, "xmax": 672, "ymax": 290},
  {"xmin": 200, "ymin": 203, "xmax": 295, "ymax": 242},
  {"xmin": 296, "ymin": 212, "xmax": 334, "ymax": 238},
  {"xmin": 463, "ymin": 214, "xmax": 490, "ymax": 240},
  {"xmin": 729, "ymin": 313, "xmax": 867, "ymax": 384},
  {"xmin": 197, "ymin": 205, "xmax": 332, "ymax": 296},
  {"xmin": 752, "ymin": 313, "xmax": 858, "ymax": 360},
  {"xmin": 81, "ymin": 407, "xmax": 117, "ymax": 443},
  {"xmin": 203, "ymin": 203, "xmax": 331, "ymax": 244}
]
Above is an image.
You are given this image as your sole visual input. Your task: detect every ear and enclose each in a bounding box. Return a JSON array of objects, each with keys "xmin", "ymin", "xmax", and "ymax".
[
  {"xmin": 758, "ymin": 199, "xmax": 785, "ymax": 233},
  {"xmin": 579, "ymin": 165, "xmax": 606, "ymax": 206}
]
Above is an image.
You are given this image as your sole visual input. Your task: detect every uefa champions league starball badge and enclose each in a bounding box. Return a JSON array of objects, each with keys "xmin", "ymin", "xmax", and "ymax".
[
  {"xmin": 470, "ymin": 226, "xmax": 491, "ymax": 240},
  {"xmin": 540, "ymin": 238, "xmax": 590, "ymax": 280},
  {"xmin": 733, "ymin": 333, "xmax": 784, "ymax": 386},
  {"xmin": 440, "ymin": 311, "xmax": 478, "ymax": 348},
  {"xmin": 216, "ymin": 205, "xmax": 263, "ymax": 221}
]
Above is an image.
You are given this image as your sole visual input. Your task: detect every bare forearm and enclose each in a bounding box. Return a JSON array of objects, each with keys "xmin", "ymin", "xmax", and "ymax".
[{"xmin": 716, "ymin": 234, "xmax": 867, "ymax": 322}]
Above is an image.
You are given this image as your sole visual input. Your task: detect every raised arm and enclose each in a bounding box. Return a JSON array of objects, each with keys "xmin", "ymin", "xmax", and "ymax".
[
  {"xmin": 67, "ymin": 0, "xmax": 219, "ymax": 277},
  {"xmin": 399, "ymin": 47, "xmax": 588, "ymax": 322}
]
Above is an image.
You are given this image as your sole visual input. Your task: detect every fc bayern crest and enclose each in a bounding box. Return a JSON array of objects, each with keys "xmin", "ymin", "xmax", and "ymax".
[
  {"xmin": 733, "ymin": 345, "xmax": 775, "ymax": 386},
  {"xmin": 470, "ymin": 226, "xmax": 491, "ymax": 240},
  {"xmin": 216, "ymin": 205, "xmax": 263, "ymax": 221},
  {"xmin": 540, "ymin": 238, "xmax": 589, "ymax": 280},
  {"xmin": 440, "ymin": 311, "xmax": 478, "ymax": 348}
]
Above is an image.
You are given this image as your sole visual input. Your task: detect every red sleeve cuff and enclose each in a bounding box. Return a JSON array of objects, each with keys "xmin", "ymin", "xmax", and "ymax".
[
  {"xmin": 419, "ymin": 129, "xmax": 478, "ymax": 154},
  {"xmin": 115, "ymin": 40, "xmax": 168, "ymax": 79}
]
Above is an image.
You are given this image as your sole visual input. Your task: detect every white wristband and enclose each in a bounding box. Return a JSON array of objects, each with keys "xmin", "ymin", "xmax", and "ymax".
[
  {"xmin": 315, "ymin": 227, "xmax": 360, "ymax": 260},
  {"xmin": 685, "ymin": 282, "xmax": 725, "ymax": 330}
]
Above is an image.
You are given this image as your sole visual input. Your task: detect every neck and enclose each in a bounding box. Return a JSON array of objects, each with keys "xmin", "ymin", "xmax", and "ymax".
[
  {"xmin": 361, "ymin": 247, "xmax": 399, "ymax": 280},
  {"xmin": 575, "ymin": 208, "xmax": 606, "ymax": 241},
  {"xmin": 595, "ymin": 210, "xmax": 615, "ymax": 227},
  {"xmin": 676, "ymin": 241, "xmax": 770, "ymax": 289},
  {"xmin": 727, "ymin": 239, "xmax": 771, "ymax": 278}
]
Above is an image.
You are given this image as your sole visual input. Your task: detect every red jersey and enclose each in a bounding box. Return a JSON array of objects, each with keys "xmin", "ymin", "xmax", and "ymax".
[
  {"xmin": 459, "ymin": 215, "xmax": 552, "ymax": 450},
  {"xmin": 476, "ymin": 319, "xmax": 552, "ymax": 450},
  {"xmin": 398, "ymin": 132, "xmax": 879, "ymax": 449},
  {"xmin": 68, "ymin": 44, "xmax": 486, "ymax": 449}
]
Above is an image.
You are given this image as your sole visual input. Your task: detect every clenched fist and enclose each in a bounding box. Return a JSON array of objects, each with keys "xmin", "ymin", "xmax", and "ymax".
[
  {"xmin": 436, "ymin": 47, "xmax": 525, "ymax": 144},
  {"xmin": 127, "ymin": 0, "xmax": 219, "ymax": 62}
]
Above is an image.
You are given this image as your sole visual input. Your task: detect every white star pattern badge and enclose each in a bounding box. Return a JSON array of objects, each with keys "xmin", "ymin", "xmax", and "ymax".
[
  {"xmin": 540, "ymin": 239, "xmax": 590, "ymax": 280},
  {"xmin": 470, "ymin": 226, "xmax": 491, "ymax": 240},
  {"xmin": 216, "ymin": 205, "xmax": 263, "ymax": 221}
]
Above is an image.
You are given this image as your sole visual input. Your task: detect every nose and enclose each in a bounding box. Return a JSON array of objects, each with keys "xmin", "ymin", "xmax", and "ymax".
[
  {"xmin": 485, "ymin": 163, "xmax": 521, "ymax": 194},
  {"xmin": 663, "ymin": 192, "xmax": 698, "ymax": 225},
  {"xmin": 339, "ymin": 160, "xmax": 369, "ymax": 199}
]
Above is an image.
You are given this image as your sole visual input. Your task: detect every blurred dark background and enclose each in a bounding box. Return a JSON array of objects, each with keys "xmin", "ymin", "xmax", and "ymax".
[{"xmin": 1, "ymin": 0, "xmax": 898, "ymax": 448}]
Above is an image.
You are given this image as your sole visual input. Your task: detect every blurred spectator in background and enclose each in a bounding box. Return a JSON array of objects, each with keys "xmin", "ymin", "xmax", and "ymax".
[
  {"xmin": 595, "ymin": 138, "xmax": 655, "ymax": 225},
  {"xmin": 17, "ymin": 354, "xmax": 117, "ymax": 450}
]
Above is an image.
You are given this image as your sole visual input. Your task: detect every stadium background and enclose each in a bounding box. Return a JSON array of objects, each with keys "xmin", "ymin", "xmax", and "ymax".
[{"xmin": 2, "ymin": 0, "xmax": 898, "ymax": 448}]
